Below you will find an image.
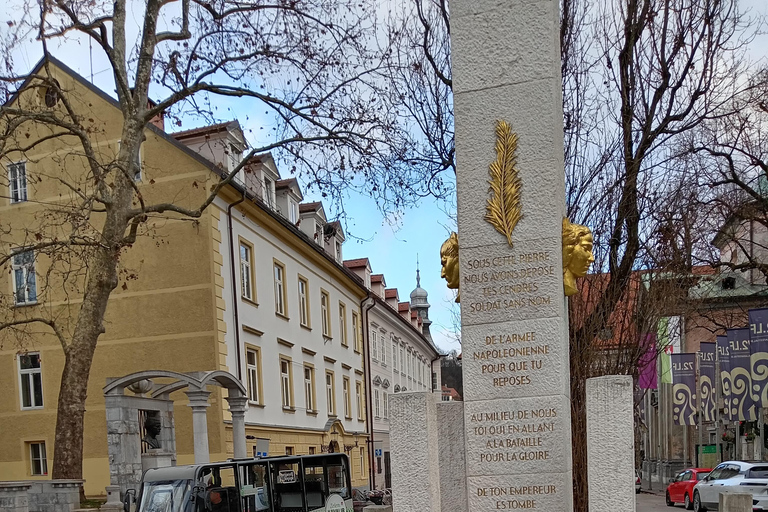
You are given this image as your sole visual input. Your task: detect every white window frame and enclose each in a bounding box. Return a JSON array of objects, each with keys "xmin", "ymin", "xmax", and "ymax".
[
  {"xmin": 274, "ymin": 261, "xmax": 286, "ymax": 315},
  {"xmin": 380, "ymin": 332, "xmax": 387, "ymax": 365},
  {"xmin": 371, "ymin": 330, "xmax": 378, "ymax": 361},
  {"xmin": 400, "ymin": 347, "xmax": 405, "ymax": 375},
  {"xmin": 304, "ymin": 366, "xmax": 315, "ymax": 412},
  {"xmin": 18, "ymin": 352, "xmax": 43, "ymax": 409},
  {"xmin": 374, "ymin": 389, "xmax": 381, "ymax": 418},
  {"xmin": 335, "ymin": 240, "xmax": 342, "ymax": 262},
  {"xmin": 321, "ymin": 291, "xmax": 330, "ymax": 337},
  {"xmin": 352, "ymin": 313, "xmax": 360, "ymax": 352},
  {"xmin": 356, "ymin": 381, "xmax": 363, "ymax": 420},
  {"xmin": 246, "ymin": 348, "xmax": 261, "ymax": 404},
  {"xmin": 29, "ymin": 441, "xmax": 47, "ymax": 476},
  {"xmin": 326, "ymin": 371, "xmax": 335, "ymax": 416},
  {"xmin": 280, "ymin": 358, "xmax": 292, "ymax": 408},
  {"xmin": 11, "ymin": 249, "xmax": 37, "ymax": 306},
  {"xmin": 263, "ymin": 176, "xmax": 274, "ymax": 207},
  {"xmin": 8, "ymin": 161, "xmax": 28, "ymax": 203},
  {"xmin": 339, "ymin": 303, "xmax": 347, "ymax": 346},
  {"xmin": 343, "ymin": 378, "xmax": 351, "ymax": 418},
  {"xmin": 239, "ymin": 242, "xmax": 254, "ymax": 301},
  {"xmin": 383, "ymin": 391, "xmax": 388, "ymax": 419},
  {"xmin": 289, "ymin": 200, "xmax": 299, "ymax": 224},
  {"xmin": 392, "ymin": 339, "xmax": 398, "ymax": 371},
  {"xmin": 298, "ymin": 277, "xmax": 309, "ymax": 327}
]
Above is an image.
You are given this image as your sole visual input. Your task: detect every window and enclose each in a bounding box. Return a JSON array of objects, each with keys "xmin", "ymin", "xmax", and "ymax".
[
  {"xmin": 29, "ymin": 442, "xmax": 47, "ymax": 475},
  {"xmin": 12, "ymin": 250, "xmax": 37, "ymax": 305},
  {"xmin": 339, "ymin": 303, "xmax": 348, "ymax": 347},
  {"xmin": 326, "ymin": 371, "xmax": 336, "ymax": 416},
  {"xmin": 400, "ymin": 347, "xmax": 405, "ymax": 375},
  {"xmin": 246, "ymin": 347, "xmax": 262, "ymax": 404},
  {"xmin": 263, "ymin": 177, "xmax": 274, "ymax": 207},
  {"xmin": 315, "ymin": 225, "xmax": 323, "ymax": 245},
  {"xmin": 273, "ymin": 260, "xmax": 287, "ymax": 316},
  {"xmin": 432, "ymin": 372, "xmax": 438, "ymax": 390},
  {"xmin": 289, "ymin": 200, "xmax": 299, "ymax": 224},
  {"xmin": 393, "ymin": 340, "xmax": 398, "ymax": 371},
  {"xmin": 8, "ymin": 162, "xmax": 27, "ymax": 203},
  {"xmin": 343, "ymin": 377, "xmax": 351, "ymax": 419},
  {"xmin": 383, "ymin": 391, "xmax": 388, "ymax": 419},
  {"xmin": 380, "ymin": 333, "xmax": 387, "ymax": 365},
  {"xmin": 374, "ymin": 389, "xmax": 381, "ymax": 418},
  {"xmin": 308, "ymin": 446, "xmax": 316, "ymax": 455},
  {"xmin": 298, "ymin": 277, "xmax": 310, "ymax": 327},
  {"xmin": 371, "ymin": 330, "xmax": 378, "ymax": 361},
  {"xmin": 356, "ymin": 381, "xmax": 363, "ymax": 420},
  {"xmin": 320, "ymin": 290, "xmax": 331, "ymax": 337},
  {"xmin": 19, "ymin": 352, "xmax": 43, "ymax": 409},
  {"xmin": 359, "ymin": 448, "xmax": 365, "ymax": 477},
  {"xmin": 285, "ymin": 446, "xmax": 294, "ymax": 456},
  {"xmin": 335, "ymin": 240, "xmax": 342, "ymax": 263},
  {"xmin": 239, "ymin": 240, "xmax": 255, "ymax": 301},
  {"xmin": 377, "ymin": 457, "xmax": 382, "ymax": 474},
  {"xmin": 352, "ymin": 313, "xmax": 361, "ymax": 353},
  {"xmin": 304, "ymin": 365, "xmax": 316, "ymax": 412},
  {"xmin": 280, "ymin": 357, "xmax": 293, "ymax": 408},
  {"xmin": 229, "ymin": 144, "xmax": 242, "ymax": 171}
]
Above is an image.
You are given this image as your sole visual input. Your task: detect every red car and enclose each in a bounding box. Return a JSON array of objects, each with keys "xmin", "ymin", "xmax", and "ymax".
[{"xmin": 666, "ymin": 468, "xmax": 712, "ymax": 510}]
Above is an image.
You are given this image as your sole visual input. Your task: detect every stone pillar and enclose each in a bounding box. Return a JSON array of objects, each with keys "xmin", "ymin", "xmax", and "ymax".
[
  {"xmin": 587, "ymin": 376, "xmax": 636, "ymax": 512},
  {"xmin": 437, "ymin": 401, "xmax": 467, "ymax": 512},
  {"xmin": 186, "ymin": 388, "xmax": 212, "ymax": 463},
  {"xmin": 451, "ymin": 0, "xmax": 573, "ymax": 509},
  {"xmin": 226, "ymin": 395, "xmax": 249, "ymax": 459},
  {"xmin": 0, "ymin": 483, "xmax": 31, "ymax": 512},
  {"xmin": 101, "ymin": 485, "xmax": 123, "ymax": 512},
  {"xmin": 719, "ymin": 493, "xmax": 752, "ymax": 512},
  {"xmin": 390, "ymin": 392, "xmax": 441, "ymax": 512},
  {"xmin": 142, "ymin": 450, "xmax": 174, "ymax": 472},
  {"xmin": 105, "ymin": 394, "xmax": 143, "ymax": 496}
]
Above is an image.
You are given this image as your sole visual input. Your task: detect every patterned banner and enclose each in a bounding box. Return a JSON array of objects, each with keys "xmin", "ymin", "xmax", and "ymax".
[
  {"xmin": 671, "ymin": 353, "xmax": 697, "ymax": 426},
  {"xmin": 717, "ymin": 335, "xmax": 732, "ymax": 422},
  {"xmin": 728, "ymin": 328, "xmax": 756, "ymax": 421},
  {"xmin": 749, "ymin": 308, "xmax": 768, "ymax": 407},
  {"xmin": 638, "ymin": 333, "xmax": 657, "ymax": 390},
  {"xmin": 699, "ymin": 342, "xmax": 717, "ymax": 422}
]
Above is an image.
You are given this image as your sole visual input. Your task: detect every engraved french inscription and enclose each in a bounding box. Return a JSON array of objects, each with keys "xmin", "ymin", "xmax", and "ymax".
[
  {"xmin": 468, "ymin": 473, "xmax": 572, "ymax": 511},
  {"xmin": 464, "ymin": 396, "xmax": 571, "ymax": 476}
]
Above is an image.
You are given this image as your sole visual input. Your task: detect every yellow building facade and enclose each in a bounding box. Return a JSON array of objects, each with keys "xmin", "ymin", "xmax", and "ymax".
[{"xmin": 0, "ymin": 58, "xmax": 369, "ymax": 496}]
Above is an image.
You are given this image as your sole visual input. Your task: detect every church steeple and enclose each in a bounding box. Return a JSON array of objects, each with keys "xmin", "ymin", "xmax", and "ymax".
[{"xmin": 410, "ymin": 256, "xmax": 432, "ymax": 342}]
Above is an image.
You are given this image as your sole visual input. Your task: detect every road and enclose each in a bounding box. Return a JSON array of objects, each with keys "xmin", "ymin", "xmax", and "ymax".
[{"xmin": 637, "ymin": 492, "xmax": 680, "ymax": 512}]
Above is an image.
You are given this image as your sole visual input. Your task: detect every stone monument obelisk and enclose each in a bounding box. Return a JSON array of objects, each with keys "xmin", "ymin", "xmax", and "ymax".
[{"xmin": 452, "ymin": 0, "xmax": 573, "ymax": 510}]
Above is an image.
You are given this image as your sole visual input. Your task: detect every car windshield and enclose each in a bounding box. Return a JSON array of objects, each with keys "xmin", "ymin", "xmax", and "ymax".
[
  {"xmin": 697, "ymin": 472, "xmax": 710, "ymax": 481},
  {"xmin": 138, "ymin": 480, "xmax": 193, "ymax": 512}
]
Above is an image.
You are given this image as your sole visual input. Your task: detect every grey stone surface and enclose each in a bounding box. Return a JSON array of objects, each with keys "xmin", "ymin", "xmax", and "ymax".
[
  {"xmin": 461, "ymin": 317, "xmax": 569, "ymax": 401},
  {"xmin": 3, "ymin": 480, "xmax": 85, "ymax": 512},
  {"xmin": 437, "ymin": 401, "xmax": 467, "ymax": 512},
  {"xmin": 719, "ymin": 493, "xmax": 752, "ymax": 512},
  {"xmin": 450, "ymin": 0, "xmax": 571, "ymax": 510},
  {"xmin": 586, "ymin": 376, "xmax": 635, "ymax": 512},
  {"xmin": 363, "ymin": 506, "xmax": 393, "ymax": 512},
  {"xmin": 0, "ymin": 483, "xmax": 31, "ymax": 512},
  {"xmin": 390, "ymin": 392, "xmax": 441, "ymax": 512}
]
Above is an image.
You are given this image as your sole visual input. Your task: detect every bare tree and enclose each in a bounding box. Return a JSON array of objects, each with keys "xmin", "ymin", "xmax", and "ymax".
[{"xmin": 0, "ymin": 0, "xmax": 450, "ymax": 480}]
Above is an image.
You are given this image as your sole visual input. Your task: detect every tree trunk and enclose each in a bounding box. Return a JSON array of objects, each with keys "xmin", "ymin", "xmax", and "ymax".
[{"xmin": 51, "ymin": 215, "xmax": 123, "ymax": 479}]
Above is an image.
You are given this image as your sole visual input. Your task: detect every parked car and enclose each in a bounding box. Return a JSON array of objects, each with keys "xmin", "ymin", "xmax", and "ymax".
[
  {"xmin": 693, "ymin": 461, "xmax": 768, "ymax": 511},
  {"xmin": 666, "ymin": 467, "xmax": 711, "ymax": 509},
  {"xmin": 636, "ymin": 470, "xmax": 642, "ymax": 494}
]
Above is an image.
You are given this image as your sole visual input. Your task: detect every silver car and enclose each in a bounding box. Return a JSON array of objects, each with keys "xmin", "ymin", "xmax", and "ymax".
[{"xmin": 693, "ymin": 460, "xmax": 768, "ymax": 511}]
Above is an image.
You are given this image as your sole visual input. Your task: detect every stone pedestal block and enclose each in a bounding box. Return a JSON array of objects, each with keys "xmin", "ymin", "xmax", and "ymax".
[
  {"xmin": 719, "ymin": 493, "xmax": 752, "ymax": 512},
  {"xmin": 141, "ymin": 450, "xmax": 174, "ymax": 472},
  {"xmin": 0, "ymin": 483, "xmax": 31, "ymax": 512},
  {"xmin": 436, "ymin": 401, "xmax": 467, "ymax": 512},
  {"xmin": 389, "ymin": 392, "xmax": 441, "ymax": 512},
  {"xmin": 363, "ymin": 506, "xmax": 393, "ymax": 512},
  {"xmin": 100, "ymin": 486, "xmax": 123, "ymax": 512},
  {"xmin": 586, "ymin": 376, "xmax": 635, "ymax": 512}
]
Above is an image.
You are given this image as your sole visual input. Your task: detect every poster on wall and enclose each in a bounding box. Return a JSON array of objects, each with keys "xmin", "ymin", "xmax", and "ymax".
[
  {"xmin": 698, "ymin": 342, "xmax": 717, "ymax": 422},
  {"xmin": 671, "ymin": 353, "xmax": 697, "ymax": 426}
]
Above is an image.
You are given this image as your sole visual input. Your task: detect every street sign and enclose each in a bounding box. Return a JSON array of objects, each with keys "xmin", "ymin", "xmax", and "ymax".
[{"xmin": 374, "ymin": 449, "xmax": 382, "ymax": 457}]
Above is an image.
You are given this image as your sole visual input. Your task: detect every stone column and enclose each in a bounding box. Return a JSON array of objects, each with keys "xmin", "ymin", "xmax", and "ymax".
[
  {"xmin": 437, "ymin": 401, "xmax": 467, "ymax": 512},
  {"xmin": 226, "ymin": 395, "xmax": 249, "ymax": 459},
  {"xmin": 186, "ymin": 389, "xmax": 212, "ymax": 463},
  {"xmin": 389, "ymin": 392, "xmax": 441, "ymax": 512},
  {"xmin": 451, "ymin": 0, "xmax": 572, "ymax": 510},
  {"xmin": 586, "ymin": 376, "xmax": 636, "ymax": 512}
]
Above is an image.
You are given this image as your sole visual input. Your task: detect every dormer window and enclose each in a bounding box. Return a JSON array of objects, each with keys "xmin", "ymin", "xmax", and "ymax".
[
  {"xmin": 263, "ymin": 177, "xmax": 274, "ymax": 208},
  {"xmin": 289, "ymin": 200, "xmax": 299, "ymax": 224},
  {"xmin": 335, "ymin": 240, "xmax": 342, "ymax": 263},
  {"xmin": 315, "ymin": 225, "xmax": 323, "ymax": 245},
  {"xmin": 228, "ymin": 144, "xmax": 242, "ymax": 171}
]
